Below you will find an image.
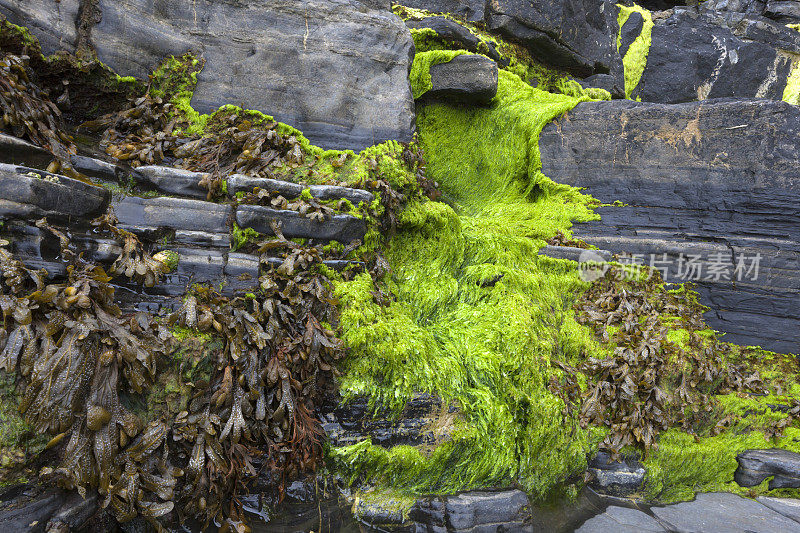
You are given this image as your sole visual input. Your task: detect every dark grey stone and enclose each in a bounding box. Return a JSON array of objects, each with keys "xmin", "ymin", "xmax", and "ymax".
[
  {"xmin": 618, "ymin": 11, "xmax": 645, "ymax": 59},
  {"xmin": 766, "ymin": 0, "xmax": 800, "ymax": 21},
  {"xmin": 576, "ymin": 506, "xmax": 665, "ymax": 533},
  {"xmin": 111, "ymin": 196, "xmax": 232, "ymax": 236},
  {"xmin": 70, "ymin": 154, "xmax": 123, "ymax": 182},
  {"xmin": 651, "ymin": 492, "xmax": 800, "ymax": 533},
  {"xmin": 758, "ymin": 497, "xmax": 800, "ymax": 524},
  {"xmin": 405, "ymin": 17, "xmax": 501, "ymax": 62},
  {"xmin": 46, "ymin": 492, "xmax": 99, "ymax": 531},
  {"xmin": 0, "ymin": 488, "xmax": 67, "ymax": 533},
  {"xmin": 0, "ymin": 133, "xmax": 53, "ymax": 169},
  {"xmin": 633, "ymin": 10, "xmax": 792, "ymax": 103},
  {"xmin": 132, "ymin": 166, "xmax": 208, "ymax": 200},
  {"xmin": 0, "ymin": 163, "xmax": 110, "ymax": 221},
  {"xmin": 1, "ymin": 0, "xmax": 415, "ymax": 151},
  {"xmin": 421, "ymin": 54, "xmax": 498, "ymax": 105},
  {"xmin": 485, "ymin": 0, "xmax": 623, "ymax": 79},
  {"xmin": 235, "ymin": 205, "xmax": 366, "ymax": 244},
  {"xmin": 582, "ymin": 74, "xmax": 625, "ymax": 99},
  {"xmin": 736, "ymin": 449, "xmax": 800, "ymax": 489},
  {"xmin": 399, "ymin": 0, "xmax": 486, "ymax": 22},
  {"xmin": 410, "ymin": 490, "xmax": 530, "ymax": 532},
  {"xmin": 539, "ymin": 98, "xmax": 800, "ymax": 354},
  {"xmin": 226, "ymin": 174, "xmax": 374, "ymax": 206},
  {"xmin": 587, "ymin": 451, "xmax": 646, "ymax": 497}
]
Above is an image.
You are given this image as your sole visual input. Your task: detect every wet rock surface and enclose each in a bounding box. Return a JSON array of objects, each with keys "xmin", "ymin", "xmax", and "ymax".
[
  {"xmin": 421, "ymin": 54, "xmax": 498, "ymax": 105},
  {"xmin": 735, "ymin": 449, "xmax": 800, "ymax": 488},
  {"xmin": 0, "ymin": 0, "xmax": 415, "ymax": 151},
  {"xmin": 651, "ymin": 492, "xmax": 800, "ymax": 532},
  {"xmin": 576, "ymin": 505, "xmax": 665, "ymax": 533},
  {"xmin": 405, "ymin": 17, "xmax": 502, "ymax": 62},
  {"xmin": 628, "ymin": 9, "xmax": 793, "ymax": 103},
  {"xmin": 586, "ymin": 452, "xmax": 645, "ymax": 497},
  {"xmin": 539, "ymin": 98, "xmax": 800, "ymax": 353}
]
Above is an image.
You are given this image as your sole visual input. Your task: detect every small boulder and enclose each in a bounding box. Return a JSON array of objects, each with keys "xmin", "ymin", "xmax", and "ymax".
[
  {"xmin": 735, "ymin": 449, "xmax": 800, "ymax": 489},
  {"xmin": 587, "ymin": 451, "xmax": 646, "ymax": 497},
  {"xmin": 421, "ymin": 54, "xmax": 498, "ymax": 105},
  {"xmin": 0, "ymin": 133, "xmax": 53, "ymax": 169},
  {"xmin": 406, "ymin": 17, "xmax": 502, "ymax": 62}
]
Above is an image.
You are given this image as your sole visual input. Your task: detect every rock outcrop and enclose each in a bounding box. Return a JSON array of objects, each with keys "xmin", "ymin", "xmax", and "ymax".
[
  {"xmin": 735, "ymin": 449, "xmax": 800, "ymax": 488},
  {"xmin": 539, "ymin": 98, "xmax": 800, "ymax": 353},
  {"xmin": 421, "ymin": 54, "xmax": 498, "ymax": 104},
  {"xmin": 0, "ymin": 0, "xmax": 415, "ymax": 151}
]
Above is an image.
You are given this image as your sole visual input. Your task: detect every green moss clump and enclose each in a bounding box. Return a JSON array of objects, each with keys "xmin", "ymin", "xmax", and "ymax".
[
  {"xmin": 231, "ymin": 223, "xmax": 261, "ymax": 252},
  {"xmin": 331, "ymin": 69, "xmax": 604, "ymax": 498},
  {"xmin": 617, "ymin": 4, "xmax": 654, "ymax": 98}
]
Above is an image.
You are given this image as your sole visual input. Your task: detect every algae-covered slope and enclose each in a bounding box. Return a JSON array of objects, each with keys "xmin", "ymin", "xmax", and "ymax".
[{"xmin": 331, "ymin": 70, "xmax": 605, "ymax": 497}]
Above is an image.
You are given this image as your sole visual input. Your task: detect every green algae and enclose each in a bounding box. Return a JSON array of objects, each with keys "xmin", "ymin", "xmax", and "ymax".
[
  {"xmin": 617, "ymin": 4, "xmax": 654, "ymax": 98},
  {"xmin": 331, "ymin": 70, "xmax": 605, "ymax": 498}
]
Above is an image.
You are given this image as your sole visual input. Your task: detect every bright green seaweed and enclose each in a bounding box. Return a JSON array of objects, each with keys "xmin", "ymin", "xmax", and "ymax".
[
  {"xmin": 330, "ymin": 70, "xmax": 606, "ymax": 497},
  {"xmin": 617, "ymin": 4, "xmax": 654, "ymax": 99}
]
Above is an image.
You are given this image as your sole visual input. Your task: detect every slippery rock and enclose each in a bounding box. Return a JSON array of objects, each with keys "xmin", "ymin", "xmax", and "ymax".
[
  {"xmin": 405, "ymin": 17, "xmax": 502, "ymax": 62},
  {"xmin": 586, "ymin": 451, "xmax": 646, "ymax": 497},
  {"xmin": 0, "ymin": 163, "xmax": 110, "ymax": 221},
  {"xmin": 0, "ymin": 133, "xmax": 53, "ymax": 169},
  {"xmin": 539, "ymin": 98, "xmax": 800, "ymax": 353},
  {"xmin": 650, "ymin": 492, "xmax": 800, "ymax": 533},
  {"xmin": 132, "ymin": 166, "xmax": 209, "ymax": 200},
  {"xmin": 409, "ymin": 490, "xmax": 531, "ymax": 532},
  {"xmin": 576, "ymin": 506, "xmax": 666, "ymax": 533},
  {"xmin": 235, "ymin": 205, "xmax": 366, "ymax": 244},
  {"xmin": 485, "ymin": 0, "xmax": 623, "ymax": 79},
  {"xmin": 112, "ymin": 196, "xmax": 232, "ymax": 237},
  {"xmin": 735, "ymin": 449, "xmax": 800, "ymax": 489},
  {"xmin": 401, "ymin": 0, "xmax": 487, "ymax": 21},
  {"xmin": 0, "ymin": 0, "xmax": 416, "ymax": 151},
  {"xmin": 421, "ymin": 54, "xmax": 498, "ymax": 105},
  {"xmin": 226, "ymin": 174, "xmax": 374, "ymax": 206},
  {"xmin": 626, "ymin": 9, "xmax": 793, "ymax": 103}
]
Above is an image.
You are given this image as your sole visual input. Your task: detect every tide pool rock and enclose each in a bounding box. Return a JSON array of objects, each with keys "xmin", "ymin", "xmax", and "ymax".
[
  {"xmin": 735, "ymin": 449, "xmax": 800, "ymax": 489},
  {"xmin": 0, "ymin": 0, "xmax": 415, "ymax": 151}
]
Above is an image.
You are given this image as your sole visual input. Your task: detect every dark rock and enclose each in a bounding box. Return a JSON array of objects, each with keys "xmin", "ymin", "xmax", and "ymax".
[
  {"xmin": 400, "ymin": 0, "xmax": 486, "ymax": 21},
  {"xmin": 353, "ymin": 496, "xmax": 413, "ymax": 530},
  {"xmin": 421, "ymin": 54, "xmax": 498, "ymax": 105},
  {"xmin": 576, "ymin": 506, "xmax": 665, "ymax": 533},
  {"xmin": 586, "ymin": 451, "xmax": 646, "ymax": 497},
  {"xmin": 735, "ymin": 449, "xmax": 800, "ymax": 489},
  {"xmin": 651, "ymin": 492, "xmax": 800, "ymax": 533},
  {"xmin": 235, "ymin": 205, "xmax": 366, "ymax": 244},
  {"xmin": 132, "ymin": 166, "xmax": 209, "ymax": 200},
  {"xmin": 322, "ymin": 393, "xmax": 448, "ymax": 448},
  {"xmin": 226, "ymin": 174, "xmax": 375, "ymax": 206},
  {"xmin": 0, "ymin": 488, "xmax": 66, "ymax": 533},
  {"xmin": 757, "ymin": 497, "xmax": 800, "ymax": 523},
  {"xmin": 406, "ymin": 17, "xmax": 501, "ymax": 62},
  {"xmin": 70, "ymin": 154, "xmax": 125, "ymax": 183},
  {"xmin": 704, "ymin": 0, "xmax": 768, "ymax": 17},
  {"xmin": 582, "ymin": 74, "xmax": 625, "ymax": 99},
  {"xmin": 539, "ymin": 98, "xmax": 800, "ymax": 354},
  {"xmin": 46, "ymin": 492, "xmax": 99, "ymax": 532},
  {"xmin": 717, "ymin": 11, "xmax": 800, "ymax": 55},
  {"xmin": 766, "ymin": 0, "xmax": 800, "ymax": 21},
  {"xmin": 410, "ymin": 490, "xmax": 530, "ymax": 532},
  {"xmin": 111, "ymin": 196, "xmax": 232, "ymax": 237},
  {"xmin": 618, "ymin": 11, "xmax": 645, "ymax": 59},
  {"xmin": 485, "ymin": 0, "xmax": 623, "ymax": 79},
  {"xmin": 632, "ymin": 9, "xmax": 792, "ymax": 103},
  {"xmin": 0, "ymin": 133, "xmax": 53, "ymax": 169},
  {"xmin": 1, "ymin": 0, "xmax": 415, "ymax": 151},
  {"xmin": 0, "ymin": 163, "xmax": 110, "ymax": 221}
]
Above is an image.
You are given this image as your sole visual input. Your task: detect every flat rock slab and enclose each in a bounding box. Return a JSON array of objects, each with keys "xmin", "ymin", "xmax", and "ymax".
[
  {"xmin": 236, "ymin": 205, "xmax": 366, "ymax": 244},
  {"xmin": 0, "ymin": 163, "xmax": 110, "ymax": 221},
  {"xmin": 576, "ymin": 506, "xmax": 665, "ymax": 532},
  {"xmin": 758, "ymin": 496, "xmax": 800, "ymax": 523},
  {"xmin": 0, "ymin": 133, "xmax": 53, "ymax": 169},
  {"xmin": 736, "ymin": 449, "xmax": 800, "ymax": 489},
  {"xmin": 0, "ymin": 0, "xmax": 415, "ymax": 151},
  {"xmin": 112, "ymin": 196, "xmax": 232, "ymax": 235},
  {"xmin": 227, "ymin": 174, "xmax": 374, "ymax": 206},
  {"xmin": 132, "ymin": 166, "xmax": 209, "ymax": 200},
  {"xmin": 651, "ymin": 492, "xmax": 800, "ymax": 533},
  {"xmin": 422, "ymin": 54, "xmax": 498, "ymax": 105},
  {"xmin": 539, "ymin": 98, "xmax": 800, "ymax": 353}
]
